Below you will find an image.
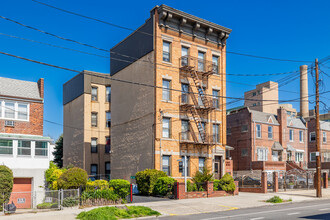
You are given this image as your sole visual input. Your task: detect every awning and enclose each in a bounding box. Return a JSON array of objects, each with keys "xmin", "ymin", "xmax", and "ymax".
[
  {"xmin": 287, "ymin": 144, "xmax": 296, "ymax": 152},
  {"xmin": 272, "ymin": 142, "xmax": 284, "ymax": 151},
  {"xmin": 225, "ymin": 145, "xmax": 234, "ymax": 150},
  {"xmin": 296, "ymin": 149, "xmax": 305, "ymax": 152}
]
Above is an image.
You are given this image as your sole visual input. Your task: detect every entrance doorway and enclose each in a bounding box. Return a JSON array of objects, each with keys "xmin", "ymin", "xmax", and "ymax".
[{"xmin": 214, "ymin": 156, "xmax": 222, "ymax": 179}]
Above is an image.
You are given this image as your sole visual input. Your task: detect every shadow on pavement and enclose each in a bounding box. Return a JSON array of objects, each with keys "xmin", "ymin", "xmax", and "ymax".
[{"xmin": 132, "ymin": 195, "xmax": 170, "ymax": 203}]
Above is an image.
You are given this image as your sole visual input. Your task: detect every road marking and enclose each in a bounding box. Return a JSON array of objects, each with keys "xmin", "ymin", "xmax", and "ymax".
[
  {"xmin": 202, "ymin": 203, "xmax": 330, "ymax": 220},
  {"xmin": 287, "ymin": 212, "xmax": 300, "ymax": 215},
  {"xmin": 250, "ymin": 217, "xmax": 265, "ymax": 220},
  {"xmin": 319, "ymin": 208, "xmax": 330, "ymax": 211},
  {"xmin": 218, "ymin": 205, "xmax": 239, "ymax": 211}
]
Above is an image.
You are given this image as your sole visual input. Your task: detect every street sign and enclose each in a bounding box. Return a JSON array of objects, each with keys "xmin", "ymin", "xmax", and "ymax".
[{"xmin": 130, "ymin": 176, "xmax": 136, "ymax": 179}]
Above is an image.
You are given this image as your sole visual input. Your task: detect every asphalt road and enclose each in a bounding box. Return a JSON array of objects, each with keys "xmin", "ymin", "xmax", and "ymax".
[{"xmin": 159, "ymin": 199, "xmax": 330, "ymax": 220}]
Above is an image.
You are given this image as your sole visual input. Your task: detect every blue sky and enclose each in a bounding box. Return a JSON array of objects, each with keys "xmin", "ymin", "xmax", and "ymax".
[{"xmin": 0, "ymin": 0, "xmax": 329, "ymax": 140}]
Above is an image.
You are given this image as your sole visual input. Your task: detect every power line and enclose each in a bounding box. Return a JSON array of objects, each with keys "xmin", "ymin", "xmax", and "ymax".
[{"xmin": 30, "ymin": 0, "xmax": 314, "ymax": 63}]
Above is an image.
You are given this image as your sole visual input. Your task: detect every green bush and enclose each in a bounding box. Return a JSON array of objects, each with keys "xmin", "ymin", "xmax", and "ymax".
[
  {"xmin": 192, "ymin": 167, "xmax": 213, "ymax": 184},
  {"xmin": 109, "ymin": 179, "xmax": 130, "ymax": 199},
  {"xmin": 136, "ymin": 169, "xmax": 167, "ymax": 195},
  {"xmin": 216, "ymin": 173, "xmax": 236, "ymax": 192},
  {"xmin": 37, "ymin": 202, "xmax": 59, "ymax": 209},
  {"xmin": 57, "ymin": 167, "xmax": 88, "ymax": 189},
  {"xmin": 45, "ymin": 162, "xmax": 66, "ymax": 190},
  {"xmin": 0, "ymin": 165, "xmax": 13, "ymax": 210},
  {"xmin": 266, "ymin": 196, "xmax": 283, "ymax": 203},
  {"xmin": 77, "ymin": 206, "xmax": 160, "ymax": 220},
  {"xmin": 81, "ymin": 188, "xmax": 119, "ymax": 202},
  {"xmin": 62, "ymin": 197, "xmax": 79, "ymax": 207},
  {"xmin": 153, "ymin": 177, "xmax": 176, "ymax": 196}
]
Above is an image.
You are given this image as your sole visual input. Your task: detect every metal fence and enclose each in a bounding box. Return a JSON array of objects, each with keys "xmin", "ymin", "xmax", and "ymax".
[
  {"xmin": 233, "ymin": 170, "xmax": 262, "ymax": 188},
  {"xmin": 2, "ymin": 189, "xmax": 79, "ymax": 214}
]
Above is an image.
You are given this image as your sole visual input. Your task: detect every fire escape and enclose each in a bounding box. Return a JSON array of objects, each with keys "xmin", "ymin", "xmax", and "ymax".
[{"xmin": 179, "ymin": 55, "xmax": 218, "ymax": 146}]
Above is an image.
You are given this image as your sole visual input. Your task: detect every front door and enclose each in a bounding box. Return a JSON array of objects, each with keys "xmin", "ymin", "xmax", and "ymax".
[{"xmin": 214, "ymin": 156, "xmax": 222, "ymax": 179}]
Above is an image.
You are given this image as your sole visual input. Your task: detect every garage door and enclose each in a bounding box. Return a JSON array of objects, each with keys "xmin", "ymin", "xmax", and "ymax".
[{"xmin": 9, "ymin": 178, "xmax": 32, "ymax": 209}]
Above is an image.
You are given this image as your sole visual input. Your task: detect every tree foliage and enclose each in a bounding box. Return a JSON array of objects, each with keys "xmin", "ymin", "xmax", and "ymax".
[
  {"xmin": 57, "ymin": 167, "xmax": 88, "ymax": 189},
  {"xmin": 53, "ymin": 135, "xmax": 63, "ymax": 168},
  {"xmin": 0, "ymin": 165, "xmax": 14, "ymax": 210},
  {"xmin": 135, "ymin": 169, "xmax": 167, "ymax": 195}
]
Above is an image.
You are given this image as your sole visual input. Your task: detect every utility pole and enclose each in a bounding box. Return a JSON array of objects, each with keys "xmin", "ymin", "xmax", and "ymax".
[{"xmin": 315, "ymin": 58, "xmax": 322, "ymax": 198}]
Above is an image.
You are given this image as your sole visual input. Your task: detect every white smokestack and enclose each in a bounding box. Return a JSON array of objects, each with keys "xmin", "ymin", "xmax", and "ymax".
[{"xmin": 300, "ymin": 65, "xmax": 309, "ymax": 118}]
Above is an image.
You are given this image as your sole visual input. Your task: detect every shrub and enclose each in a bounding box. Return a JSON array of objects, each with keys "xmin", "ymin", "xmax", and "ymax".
[
  {"xmin": 109, "ymin": 179, "xmax": 130, "ymax": 199},
  {"xmin": 187, "ymin": 180, "xmax": 197, "ymax": 192},
  {"xmin": 266, "ymin": 196, "xmax": 283, "ymax": 203},
  {"xmin": 192, "ymin": 167, "xmax": 213, "ymax": 184},
  {"xmin": 37, "ymin": 202, "xmax": 59, "ymax": 209},
  {"xmin": 0, "ymin": 165, "xmax": 13, "ymax": 210},
  {"xmin": 81, "ymin": 188, "xmax": 119, "ymax": 202},
  {"xmin": 62, "ymin": 197, "xmax": 79, "ymax": 207},
  {"xmin": 86, "ymin": 180, "xmax": 109, "ymax": 191},
  {"xmin": 57, "ymin": 167, "xmax": 88, "ymax": 189},
  {"xmin": 217, "ymin": 173, "xmax": 236, "ymax": 192},
  {"xmin": 45, "ymin": 162, "xmax": 65, "ymax": 190},
  {"xmin": 136, "ymin": 169, "xmax": 167, "ymax": 195},
  {"xmin": 153, "ymin": 177, "xmax": 176, "ymax": 196}
]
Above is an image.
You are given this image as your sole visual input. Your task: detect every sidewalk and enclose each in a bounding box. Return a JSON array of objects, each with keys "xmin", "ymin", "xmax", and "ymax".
[{"xmin": 2, "ymin": 189, "xmax": 330, "ymax": 220}]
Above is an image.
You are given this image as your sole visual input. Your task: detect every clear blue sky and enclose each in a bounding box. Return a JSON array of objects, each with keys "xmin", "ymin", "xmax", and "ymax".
[{"xmin": 0, "ymin": 0, "xmax": 329, "ymax": 140}]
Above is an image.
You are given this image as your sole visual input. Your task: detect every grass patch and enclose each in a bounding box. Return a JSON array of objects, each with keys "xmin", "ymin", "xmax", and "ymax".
[
  {"xmin": 76, "ymin": 206, "xmax": 161, "ymax": 220},
  {"xmin": 265, "ymin": 196, "xmax": 292, "ymax": 203}
]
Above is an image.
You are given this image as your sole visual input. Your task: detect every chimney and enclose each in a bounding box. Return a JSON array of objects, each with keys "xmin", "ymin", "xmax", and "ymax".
[
  {"xmin": 37, "ymin": 78, "xmax": 44, "ymax": 99},
  {"xmin": 300, "ymin": 65, "xmax": 308, "ymax": 118}
]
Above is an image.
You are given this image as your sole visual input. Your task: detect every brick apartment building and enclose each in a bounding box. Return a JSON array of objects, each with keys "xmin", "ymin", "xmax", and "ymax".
[
  {"xmin": 227, "ymin": 106, "xmax": 308, "ymax": 172},
  {"xmin": 0, "ymin": 77, "xmax": 53, "ymax": 208},
  {"xmin": 63, "ymin": 71, "xmax": 111, "ymax": 179},
  {"xmin": 110, "ymin": 5, "xmax": 232, "ymax": 180}
]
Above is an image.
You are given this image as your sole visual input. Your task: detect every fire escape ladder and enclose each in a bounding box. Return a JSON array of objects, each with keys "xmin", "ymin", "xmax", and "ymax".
[
  {"xmin": 189, "ymin": 106, "xmax": 207, "ymax": 143},
  {"xmin": 190, "ymin": 71, "xmax": 210, "ymax": 108}
]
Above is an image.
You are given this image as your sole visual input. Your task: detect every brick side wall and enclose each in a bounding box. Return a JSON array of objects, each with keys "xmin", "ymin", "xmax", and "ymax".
[{"xmin": 0, "ymin": 102, "xmax": 43, "ymax": 135}]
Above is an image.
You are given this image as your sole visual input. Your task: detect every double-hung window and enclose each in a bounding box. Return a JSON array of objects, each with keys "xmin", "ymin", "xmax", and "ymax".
[
  {"xmin": 163, "ymin": 41, "xmax": 171, "ymax": 62},
  {"xmin": 106, "ymin": 86, "xmax": 111, "ymax": 102},
  {"xmin": 18, "ymin": 104, "xmax": 28, "ymax": 120},
  {"xmin": 323, "ymin": 132, "xmax": 327, "ymax": 143},
  {"xmin": 91, "ymin": 164, "xmax": 98, "ymax": 177},
  {"xmin": 105, "ymin": 162, "xmax": 110, "ymax": 179},
  {"xmin": 256, "ymin": 124, "xmax": 261, "ymax": 138},
  {"xmin": 91, "ymin": 112, "xmax": 98, "ymax": 127},
  {"xmin": 181, "ymin": 46, "xmax": 189, "ymax": 66},
  {"xmin": 179, "ymin": 156, "xmax": 190, "ymax": 176},
  {"xmin": 105, "ymin": 137, "xmax": 111, "ymax": 153},
  {"xmin": 268, "ymin": 126, "xmax": 273, "ymax": 139},
  {"xmin": 198, "ymin": 157, "xmax": 205, "ymax": 172},
  {"xmin": 295, "ymin": 152, "xmax": 303, "ymax": 162},
  {"xmin": 310, "ymin": 152, "xmax": 316, "ymax": 162},
  {"xmin": 18, "ymin": 140, "xmax": 31, "ymax": 156},
  {"xmin": 91, "ymin": 87, "xmax": 98, "ymax": 101},
  {"xmin": 35, "ymin": 141, "xmax": 48, "ymax": 156},
  {"xmin": 91, "ymin": 138, "xmax": 97, "ymax": 153},
  {"xmin": 181, "ymin": 120, "xmax": 189, "ymax": 141},
  {"xmin": 212, "ymin": 55, "xmax": 219, "ymax": 74},
  {"xmin": 0, "ymin": 139, "xmax": 13, "ymax": 155},
  {"xmin": 310, "ymin": 132, "xmax": 316, "ymax": 142},
  {"xmin": 162, "ymin": 79, "xmax": 171, "ymax": 101},
  {"xmin": 289, "ymin": 129, "xmax": 294, "ymax": 142},
  {"xmin": 162, "ymin": 117, "xmax": 171, "ymax": 138},
  {"xmin": 181, "ymin": 84, "xmax": 189, "ymax": 104},
  {"xmin": 106, "ymin": 112, "xmax": 111, "ymax": 128},
  {"xmin": 0, "ymin": 101, "xmax": 29, "ymax": 121},
  {"xmin": 257, "ymin": 148, "xmax": 267, "ymax": 161},
  {"xmin": 5, "ymin": 102, "xmax": 15, "ymax": 119},
  {"xmin": 213, "ymin": 124, "xmax": 220, "ymax": 143},
  {"xmin": 212, "ymin": 90, "xmax": 219, "ymax": 108},
  {"xmin": 299, "ymin": 130, "xmax": 304, "ymax": 143},
  {"xmin": 198, "ymin": 51, "xmax": 205, "ymax": 71},
  {"xmin": 162, "ymin": 155, "xmax": 171, "ymax": 176}
]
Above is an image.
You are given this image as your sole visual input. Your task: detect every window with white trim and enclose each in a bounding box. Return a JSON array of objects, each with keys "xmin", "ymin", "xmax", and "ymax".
[
  {"xmin": 162, "ymin": 79, "xmax": 171, "ymax": 101},
  {"xmin": 91, "ymin": 138, "xmax": 97, "ymax": 153},
  {"xmin": 299, "ymin": 130, "xmax": 304, "ymax": 143},
  {"xmin": 163, "ymin": 41, "xmax": 171, "ymax": 62},
  {"xmin": 17, "ymin": 140, "xmax": 31, "ymax": 156},
  {"xmin": 162, "ymin": 155, "xmax": 171, "ymax": 176},
  {"xmin": 268, "ymin": 126, "xmax": 273, "ymax": 139},
  {"xmin": 162, "ymin": 117, "xmax": 171, "ymax": 138},
  {"xmin": 310, "ymin": 152, "xmax": 316, "ymax": 162},
  {"xmin": 0, "ymin": 139, "xmax": 13, "ymax": 155},
  {"xmin": 310, "ymin": 132, "xmax": 316, "ymax": 142},
  {"xmin": 35, "ymin": 141, "xmax": 48, "ymax": 156},
  {"xmin": 0, "ymin": 101, "xmax": 29, "ymax": 121},
  {"xmin": 257, "ymin": 148, "xmax": 268, "ymax": 161},
  {"xmin": 323, "ymin": 132, "xmax": 327, "ymax": 143},
  {"xmin": 179, "ymin": 156, "xmax": 190, "ymax": 176},
  {"xmin": 295, "ymin": 152, "xmax": 303, "ymax": 162},
  {"xmin": 91, "ymin": 87, "xmax": 98, "ymax": 101},
  {"xmin": 212, "ymin": 55, "xmax": 219, "ymax": 74},
  {"xmin": 256, "ymin": 124, "xmax": 261, "ymax": 138},
  {"xmin": 198, "ymin": 157, "xmax": 205, "ymax": 172},
  {"xmin": 289, "ymin": 129, "xmax": 294, "ymax": 142}
]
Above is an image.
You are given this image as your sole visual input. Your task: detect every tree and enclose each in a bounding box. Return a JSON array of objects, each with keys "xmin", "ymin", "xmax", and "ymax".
[{"xmin": 53, "ymin": 135, "xmax": 63, "ymax": 168}]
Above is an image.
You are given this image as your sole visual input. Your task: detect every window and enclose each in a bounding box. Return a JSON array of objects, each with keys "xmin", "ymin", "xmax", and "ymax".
[
  {"xmin": 252, "ymin": 92, "xmax": 256, "ymax": 96},
  {"xmin": 162, "ymin": 155, "xmax": 171, "ymax": 176},
  {"xmin": 179, "ymin": 156, "xmax": 190, "ymax": 176},
  {"xmin": 0, "ymin": 139, "xmax": 13, "ymax": 155},
  {"xmin": 106, "ymin": 86, "xmax": 111, "ymax": 102},
  {"xmin": 252, "ymin": 103, "xmax": 257, "ymax": 107},
  {"xmin": 289, "ymin": 129, "xmax": 294, "ymax": 142},
  {"xmin": 5, "ymin": 102, "xmax": 15, "ymax": 119},
  {"xmin": 198, "ymin": 51, "xmax": 205, "ymax": 71},
  {"xmin": 212, "ymin": 90, "xmax": 219, "ymax": 108},
  {"xmin": 257, "ymin": 148, "xmax": 267, "ymax": 161},
  {"xmin": 163, "ymin": 41, "xmax": 171, "ymax": 62},
  {"xmin": 299, "ymin": 130, "xmax": 304, "ymax": 143},
  {"xmin": 91, "ymin": 87, "xmax": 98, "ymax": 101},
  {"xmin": 162, "ymin": 79, "xmax": 171, "ymax": 101},
  {"xmin": 181, "ymin": 120, "xmax": 189, "ymax": 140},
  {"xmin": 212, "ymin": 55, "xmax": 219, "ymax": 74},
  {"xmin": 199, "ymin": 122, "xmax": 206, "ymax": 142},
  {"xmin": 323, "ymin": 132, "xmax": 327, "ymax": 143},
  {"xmin": 105, "ymin": 162, "xmax": 110, "ymax": 178},
  {"xmin": 310, "ymin": 152, "xmax": 316, "ymax": 162},
  {"xmin": 91, "ymin": 138, "xmax": 97, "ymax": 153},
  {"xmin": 256, "ymin": 124, "xmax": 261, "ymax": 138},
  {"xmin": 198, "ymin": 157, "xmax": 205, "ymax": 172},
  {"xmin": 241, "ymin": 124, "xmax": 248, "ymax": 133},
  {"xmin": 35, "ymin": 141, "xmax": 48, "ymax": 156},
  {"xmin": 241, "ymin": 148, "xmax": 248, "ymax": 157},
  {"xmin": 106, "ymin": 112, "xmax": 111, "ymax": 128},
  {"xmin": 18, "ymin": 104, "xmax": 28, "ymax": 120},
  {"xmin": 310, "ymin": 132, "xmax": 316, "ymax": 142},
  {"xmin": 105, "ymin": 137, "xmax": 111, "ymax": 153},
  {"xmin": 162, "ymin": 117, "xmax": 171, "ymax": 138},
  {"xmin": 213, "ymin": 124, "xmax": 220, "ymax": 143},
  {"xmin": 91, "ymin": 164, "xmax": 98, "ymax": 176},
  {"xmin": 181, "ymin": 84, "xmax": 189, "ymax": 104},
  {"xmin": 181, "ymin": 46, "xmax": 189, "ymax": 66},
  {"xmin": 287, "ymin": 152, "xmax": 292, "ymax": 161},
  {"xmin": 323, "ymin": 152, "xmax": 330, "ymax": 162},
  {"xmin": 91, "ymin": 112, "xmax": 98, "ymax": 127},
  {"xmin": 268, "ymin": 126, "xmax": 273, "ymax": 139},
  {"xmin": 227, "ymin": 128, "xmax": 231, "ymax": 135},
  {"xmin": 17, "ymin": 140, "xmax": 31, "ymax": 156},
  {"xmin": 295, "ymin": 152, "xmax": 303, "ymax": 162}
]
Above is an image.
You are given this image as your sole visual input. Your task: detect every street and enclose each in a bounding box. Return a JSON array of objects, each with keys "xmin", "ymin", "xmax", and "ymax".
[{"xmin": 160, "ymin": 199, "xmax": 330, "ymax": 220}]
